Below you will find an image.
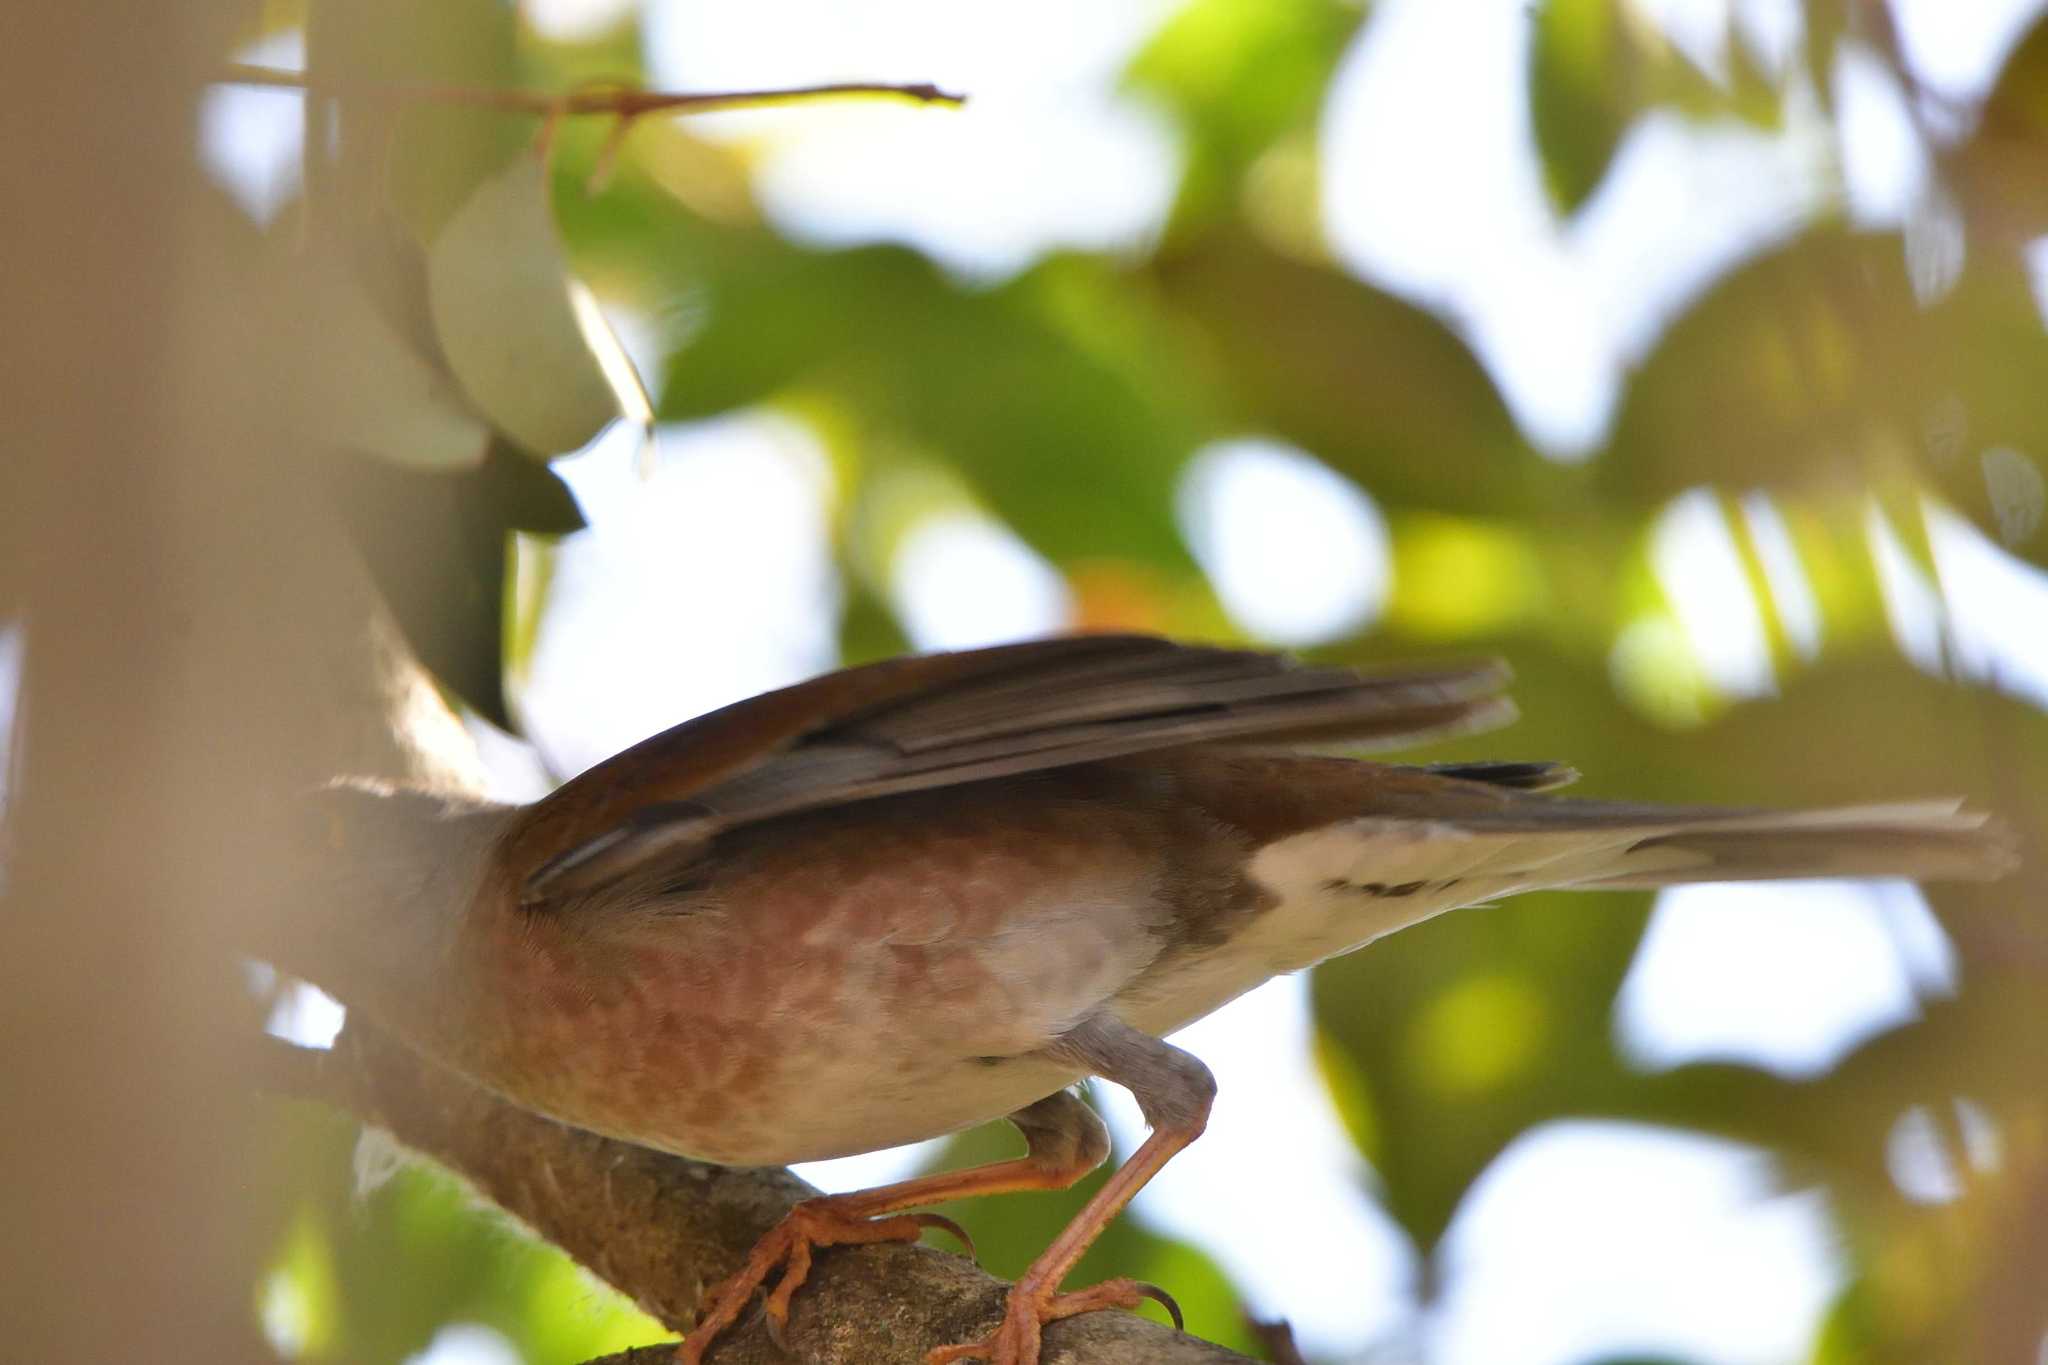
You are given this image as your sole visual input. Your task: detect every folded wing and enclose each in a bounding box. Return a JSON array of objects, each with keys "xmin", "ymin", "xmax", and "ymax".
[{"xmin": 506, "ymin": 635, "xmax": 1513, "ymax": 904}]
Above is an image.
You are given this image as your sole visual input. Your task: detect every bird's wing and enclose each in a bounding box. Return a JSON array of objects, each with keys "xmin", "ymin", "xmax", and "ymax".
[{"xmin": 503, "ymin": 635, "xmax": 1512, "ymax": 903}]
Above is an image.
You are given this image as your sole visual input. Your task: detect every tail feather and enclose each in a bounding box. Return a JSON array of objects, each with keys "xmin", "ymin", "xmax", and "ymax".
[
  {"xmin": 1217, "ymin": 782, "xmax": 2012, "ymax": 977},
  {"xmin": 1572, "ymin": 801, "xmax": 2016, "ymax": 888}
]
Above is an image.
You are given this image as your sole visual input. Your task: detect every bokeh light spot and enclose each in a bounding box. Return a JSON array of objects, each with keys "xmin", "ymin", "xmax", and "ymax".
[
  {"xmin": 1407, "ymin": 971, "xmax": 1551, "ymax": 1098},
  {"xmin": 1177, "ymin": 438, "xmax": 1390, "ymax": 646},
  {"xmin": 1616, "ymin": 880, "xmax": 1954, "ymax": 1079},
  {"xmin": 891, "ymin": 513, "xmax": 1074, "ymax": 650}
]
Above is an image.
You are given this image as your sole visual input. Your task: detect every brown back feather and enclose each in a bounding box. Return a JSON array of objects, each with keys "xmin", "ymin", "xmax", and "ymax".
[{"xmin": 508, "ymin": 636, "xmax": 1511, "ymax": 903}]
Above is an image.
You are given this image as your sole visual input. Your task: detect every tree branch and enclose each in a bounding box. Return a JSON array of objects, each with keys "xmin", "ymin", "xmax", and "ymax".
[
  {"xmin": 218, "ymin": 63, "xmax": 966, "ymax": 117},
  {"xmin": 282, "ymin": 1021, "xmax": 1254, "ymax": 1364}
]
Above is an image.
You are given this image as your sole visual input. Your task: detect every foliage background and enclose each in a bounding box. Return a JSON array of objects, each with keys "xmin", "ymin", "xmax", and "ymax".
[{"xmin": 199, "ymin": 1, "xmax": 2048, "ymax": 1362}]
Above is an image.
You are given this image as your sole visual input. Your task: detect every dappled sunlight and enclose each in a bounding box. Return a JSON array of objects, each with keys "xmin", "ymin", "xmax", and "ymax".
[
  {"xmin": 1176, "ymin": 438, "xmax": 1391, "ymax": 647},
  {"xmin": 404, "ymin": 1324, "xmax": 521, "ymax": 1365},
  {"xmin": 1889, "ymin": 0, "xmax": 2044, "ymax": 98},
  {"xmin": 523, "ymin": 416, "xmax": 840, "ymax": 776},
  {"xmin": 750, "ymin": 95, "xmax": 1181, "ymax": 281},
  {"xmin": 1836, "ymin": 44, "xmax": 1932, "ymax": 226},
  {"xmin": 1652, "ymin": 488, "xmax": 1778, "ymax": 699},
  {"xmin": 793, "ymin": 1137, "xmax": 951, "ymax": 1198},
  {"xmin": 643, "ymin": 0, "xmax": 1182, "ymax": 280},
  {"xmin": 524, "ymin": 0, "xmax": 637, "ymax": 44},
  {"xmin": 1435, "ymin": 1121, "xmax": 1840, "ymax": 1365},
  {"xmin": 1616, "ymin": 880, "xmax": 1956, "ymax": 1078},
  {"xmin": 1933, "ymin": 506, "xmax": 2048, "ymax": 708},
  {"xmin": 266, "ymin": 979, "xmax": 350, "ymax": 1052},
  {"xmin": 1320, "ymin": 0, "xmax": 1822, "ymax": 454},
  {"xmin": 198, "ymin": 31, "xmax": 304, "ymax": 223},
  {"xmin": 891, "ymin": 513, "xmax": 1075, "ymax": 650},
  {"xmin": 1886, "ymin": 1097, "xmax": 2001, "ymax": 1205},
  {"xmin": 1867, "ymin": 502, "xmax": 1953, "ymax": 673},
  {"xmin": 1739, "ymin": 493, "xmax": 1825, "ymax": 660}
]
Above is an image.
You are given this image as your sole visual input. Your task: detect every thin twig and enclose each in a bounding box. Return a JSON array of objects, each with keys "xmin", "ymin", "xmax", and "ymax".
[{"xmin": 219, "ymin": 63, "xmax": 965, "ymax": 117}]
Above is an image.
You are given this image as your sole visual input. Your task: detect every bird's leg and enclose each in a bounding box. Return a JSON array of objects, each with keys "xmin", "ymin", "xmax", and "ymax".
[
  {"xmin": 928, "ymin": 1013, "xmax": 1216, "ymax": 1365},
  {"xmin": 675, "ymin": 1088, "xmax": 1110, "ymax": 1364}
]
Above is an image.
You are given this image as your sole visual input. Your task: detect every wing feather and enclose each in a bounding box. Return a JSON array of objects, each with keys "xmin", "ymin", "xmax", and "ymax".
[{"xmin": 505, "ymin": 636, "xmax": 1511, "ymax": 903}]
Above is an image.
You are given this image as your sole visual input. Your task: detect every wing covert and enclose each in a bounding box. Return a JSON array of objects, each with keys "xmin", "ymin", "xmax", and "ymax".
[{"xmin": 503, "ymin": 636, "xmax": 1512, "ymax": 904}]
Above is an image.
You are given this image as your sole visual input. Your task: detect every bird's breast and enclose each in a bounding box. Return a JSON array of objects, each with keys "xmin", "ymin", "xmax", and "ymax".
[{"xmin": 450, "ymin": 783, "xmax": 1187, "ymax": 1164}]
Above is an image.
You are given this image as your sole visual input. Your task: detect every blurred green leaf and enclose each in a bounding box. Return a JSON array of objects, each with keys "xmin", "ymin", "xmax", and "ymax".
[
  {"xmin": 1606, "ymin": 225, "xmax": 2048, "ymax": 567},
  {"xmin": 1530, "ymin": 0, "xmax": 1643, "ymax": 214},
  {"xmin": 1984, "ymin": 7, "xmax": 2048, "ymax": 135},
  {"xmin": 1917, "ymin": 256, "xmax": 2048, "ymax": 566},
  {"xmin": 305, "ymin": 0, "xmax": 527, "ymax": 244},
  {"xmin": 1314, "ymin": 886, "xmax": 1653, "ymax": 1250},
  {"xmin": 1149, "ymin": 230, "xmax": 1544, "ymax": 515},
  {"xmin": 332, "ymin": 440, "xmax": 585, "ymax": 731},
  {"xmin": 267, "ymin": 1102, "xmax": 663, "ymax": 1365},
  {"xmin": 260, "ymin": 1207, "xmax": 341, "ymax": 1357},
  {"xmin": 1383, "ymin": 512, "xmax": 1557, "ymax": 640},
  {"xmin": 1800, "ymin": 0, "xmax": 1851, "ymax": 116},
  {"xmin": 429, "ymin": 154, "xmax": 625, "ymax": 459},
  {"xmin": 281, "ymin": 239, "xmax": 497, "ymax": 472},
  {"xmin": 1603, "ymin": 229, "xmax": 1919, "ymax": 502},
  {"xmin": 663, "ymin": 241, "xmax": 1200, "ymax": 568},
  {"xmin": 1127, "ymin": 0, "xmax": 1362, "ymax": 232},
  {"xmin": 1529, "ymin": 0, "xmax": 1762, "ymax": 215}
]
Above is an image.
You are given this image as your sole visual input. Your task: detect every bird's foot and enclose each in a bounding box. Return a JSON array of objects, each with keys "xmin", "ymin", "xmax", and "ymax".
[
  {"xmin": 926, "ymin": 1276, "xmax": 1182, "ymax": 1365},
  {"xmin": 676, "ymin": 1198, "xmax": 971, "ymax": 1363}
]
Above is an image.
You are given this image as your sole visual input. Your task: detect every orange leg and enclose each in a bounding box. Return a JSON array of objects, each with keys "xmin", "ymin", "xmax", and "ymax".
[
  {"xmin": 675, "ymin": 1088, "xmax": 1110, "ymax": 1364},
  {"xmin": 927, "ymin": 1014, "xmax": 1216, "ymax": 1365}
]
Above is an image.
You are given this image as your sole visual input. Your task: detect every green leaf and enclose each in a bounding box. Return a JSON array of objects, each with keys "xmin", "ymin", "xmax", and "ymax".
[
  {"xmin": 1984, "ymin": 8, "xmax": 2048, "ymax": 134},
  {"xmin": 283, "ymin": 249, "xmax": 497, "ymax": 472},
  {"xmin": 305, "ymin": 0, "xmax": 527, "ymax": 244},
  {"xmin": 1529, "ymin": 0, "xmax": 1777, "ymax": 215},
  {"xmin": 330, "ymin": 441, "xmax": 585, "ymax": 731},
  {"xmin": 1149, "ymin": 230, "xmax": 1546, "ymax": 516},
  {"xmin": 1604, "ymin": 226, "xmax": 2048, "ymax": 568},
  {"xmin": 1917, "ymin": 256, "xmax": 2048, "ymax": 567},
  {"xmin": 484, "ymin": 443, "xmax": 589, "ymax": 535},
  {"xmin": 1602, "ymin": 228, "xmax": 1922, "ymax": 504},
  {"xmin": 1313, "ymin": 886, "xmax": 1652, "ymax": 1250},
  {"xmin": 663, "ymin": 242, "xmax": 1200, "ymax": 569},
  {"xmin": 429, "ymin": 155, "xmax": 626, "ymax": 460},
  {"xmin": 198, "ymin": 194, "xmax": 492, "ymax": 473},
  {"xmin": 1126, "ymin": 0, "xmax": 1362, "ymax": 232},
  {"xmin": 1529, "ymin": 0, "xmax": 1638, "ymax": 214}
]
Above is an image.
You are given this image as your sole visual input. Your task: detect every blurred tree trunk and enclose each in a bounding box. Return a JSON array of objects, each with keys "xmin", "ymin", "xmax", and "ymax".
[{"xmin": 1, "ymin": 2, "xmax": 268, "ymax": 1360}]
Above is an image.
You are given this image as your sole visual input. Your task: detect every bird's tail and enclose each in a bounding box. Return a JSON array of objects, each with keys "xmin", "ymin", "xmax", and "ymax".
[
  {"xmin": 1559, "ymin": 800, "xmax": 2016, "ymax": 888},
  {"xmin": 1245, "ymin": 790, "xmax": 2015, "ymax": 928}
]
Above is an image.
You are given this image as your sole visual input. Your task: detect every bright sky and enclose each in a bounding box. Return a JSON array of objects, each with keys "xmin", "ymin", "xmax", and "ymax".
[{"xmin": 181, "ymin": 2, "xmax": 2048, "ymax": 1362}]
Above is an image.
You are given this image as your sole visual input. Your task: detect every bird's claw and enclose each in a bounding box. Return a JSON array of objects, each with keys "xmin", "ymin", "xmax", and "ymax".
[
  {"xmin": 677, "ymin": 1200, "xmax": 957, "ymax": 1363},
  {"xmin": 914, "ymin": 1210, "xmax": 976, "ymax": 1259},
  {"xmin": 925, "ymin": 1276, "xmax": 1182, "ymax": 1365},
  {"xmin": 1126, "ymin": 1280, "xmax": 1183, "ymax": 1333}
]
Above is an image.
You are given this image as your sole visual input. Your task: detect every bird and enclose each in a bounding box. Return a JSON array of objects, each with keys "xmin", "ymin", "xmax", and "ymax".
[{"xmin": 322, "ymin": 634, "xmax": 2015, "ymax": 1365}]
